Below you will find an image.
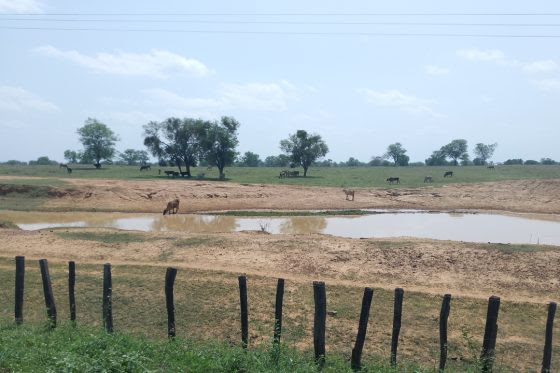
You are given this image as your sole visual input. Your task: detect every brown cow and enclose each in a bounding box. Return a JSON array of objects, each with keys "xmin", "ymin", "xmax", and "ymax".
[{"xmin": 163, "ymin": 199, "xmax": 180, "ymax": 215}]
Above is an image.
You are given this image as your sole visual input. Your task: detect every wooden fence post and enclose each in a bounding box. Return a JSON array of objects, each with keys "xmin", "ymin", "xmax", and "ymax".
[
  {"xmin": 439, "ymin": 294, "xmax": 452, "ymax": 372},
  {"xmin": 165, "ymin": 267, "xmax": 178, "ymax": 338},
  {"xmin": 102, "ymin": 263, "xmax": 113, "ymax": 333},
  {"xmin": 68, "ymin": 261, "xmax": 76, "ymax": 322},
  {"xmin": 313, "ymin": 281, "xmax": 327, "ymax": 366},
  {"xmin": 351, "ymin": 287, "xmax": 374, "ymax": 371},
  {"xmin": 390, "ymin": 288, "xmax": 404, "ymax": 366},
  {"xmin": 480, "ymin": 295, "xmax": 500, "ymax": 372},
  {"xmin": 273, "ymin": 278, "xmax": 285, "ymax": 345},
  {"xmin": 14, "ymin": 256, "xmax": 25, "ymax": 325},
  {"xmin": 39, "ymin": 259, "xmax": 57, "ymax": 328},
  {"xmin": 238, "ymin": 275, "xmax": 249, "ymax": 348},
  {"xmin": 542, "ymin": 302, "xmax": 557, "ymax": 373}
]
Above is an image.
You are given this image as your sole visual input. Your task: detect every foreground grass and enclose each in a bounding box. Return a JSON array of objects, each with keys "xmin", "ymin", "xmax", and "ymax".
[
  {"xmin": 0, "ymin": 322, "xmax": 443, "ymax": 373},
  {"xmin": 1, "ymin": 164, "xmax": 560, "ymax": 188},
  {"xmin": 0, "ymin": 256, "xmax": 553, "ymax": 371},
  {"xmin": 56, "ymin": 231, "xmax": 149, "ymax": 244}
]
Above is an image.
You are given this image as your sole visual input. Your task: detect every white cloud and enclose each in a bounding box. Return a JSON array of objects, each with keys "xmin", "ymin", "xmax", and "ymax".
[
  {"xmin": 425, "ymin": 65, "xmax": 450, "ymax": 76},
  {"xmin": 34, "ymin": 45, "xmax": 211, "ymax": 78},
  {"xmin": 143, "ymin": 81, "xmax": 301, "ymax": 113},
  {"xmin": 0, "ymin": 86, "xmax": 58, "ymax": 112},
  {"xmin": 522, "ymin": 60, "xmax": 559, "ymax": 73},
  {"xmin": 0, "ymin": 0, "xmax": 42, "ymax": 13},
  {"xmin": 532, "ymin": 79, "xmax": 560, "ymax": 92},
  {"xmin": 358, "ymin": 88, "xmax": 444, "ymax": 118},
  {"xmin": 457, "ymin": 48, "xmax": 506, "ymax": 62}
]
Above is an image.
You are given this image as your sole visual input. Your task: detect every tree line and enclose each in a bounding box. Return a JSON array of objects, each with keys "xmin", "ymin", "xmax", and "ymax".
[{"xmin": 1, "ymin": 116, "xmax": 558, "ymax": 173}]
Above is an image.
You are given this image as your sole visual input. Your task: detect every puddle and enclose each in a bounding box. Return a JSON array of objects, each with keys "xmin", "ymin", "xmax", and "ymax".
[{"xmin": 2, "ymin": 210, "xmax": 560, "ymax": 245}]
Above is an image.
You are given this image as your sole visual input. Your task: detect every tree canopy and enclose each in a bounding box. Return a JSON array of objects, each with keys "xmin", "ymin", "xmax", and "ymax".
[
  {"xmin": 442, "ymin": 139, "xmax": 469, "ymax": 166},
  {"xmin": 238, "ymin": 151, "xmax": 262, "ymax": 167},
  {"xmin": 77, "ymin": 118, "xmax": 119, "ymax": 168},
  {"xmin": 473, "ymin": 143, "xmax": 498, "ymax": 165},
  {"xmin": 280, "ymin": 130, "xmax": 329, "ymax": 177},
  {"xmin": 118, "ymin": 149, "xmax": 150, "ymax": 166},
  {"xmin": 200, "ymin": 117, "xmax": 240, "ymax": 178},
  {"xmin": 384, "ymin": 143, "xmax": 409, "ymax": 166}
]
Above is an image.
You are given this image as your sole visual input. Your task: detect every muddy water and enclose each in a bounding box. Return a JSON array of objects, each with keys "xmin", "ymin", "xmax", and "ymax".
[{"xmin": 2, "ymin": 210, "xmax": 560, "ymax": 245}]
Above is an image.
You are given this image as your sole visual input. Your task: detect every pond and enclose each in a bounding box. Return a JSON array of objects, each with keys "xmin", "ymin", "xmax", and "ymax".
[{"xmin": 2, "ymin": 209, "xmax": 560, "ymax": 245}]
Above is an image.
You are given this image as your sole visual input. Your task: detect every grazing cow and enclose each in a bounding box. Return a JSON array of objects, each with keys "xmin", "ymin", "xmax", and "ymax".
[
  {"xmin": 424, "ymin": 176, "xmax": 433, "ymax": 183},
  {"xmin": 386, "ymin": 177, "xmax": 400, "ymax": 184},
  {"xmin": 444, "ymin": 171, "xmax": 453, "ymax": 178},
  {"xmin": 59, "ymin": 163, "xmax": 67, "ymax": 169},
  {"xmin": 163, "ymin": 199, "xmax": 180, "ymax": 215},
  {"xmin": 487, "ymin": 165, "xmax": 495, "ymax": 170},
  {"xmin": 66, "ymin": 167, "xmax": 72, "ymax": 174},
  {"xmin": 343, "ymin": 189, "xmax": 355, "ymax": 201},
  {"xmin": 139, "ymin": 165, "xmax": 151, "ymax": 171}
]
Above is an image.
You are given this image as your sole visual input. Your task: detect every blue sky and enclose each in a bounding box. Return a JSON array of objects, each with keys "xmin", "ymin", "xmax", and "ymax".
[{"xmin": 1, "ymin": 0, "xmax": 560, "ymax": 163}]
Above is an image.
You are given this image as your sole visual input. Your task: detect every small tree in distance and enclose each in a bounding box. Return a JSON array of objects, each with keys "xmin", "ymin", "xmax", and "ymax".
[
  {"xmin": 384, "ymin": 143, "xmax": 409, "ymax": 166},
  {"xmin": 280, "ymin": 130, "xmax": 329, "ymax": 177},
  {"xmin": 77, "ymin": 118, "xmax": 119, "ymax": 168},
  {"xmin": 238, "ymin": 151, "xmax": 262, "ymax": 167},
  {"xmin": 473, "ymin": 143, "xmax": 498, "ymax": 165},
  {"xmin": 442, "ymin": 139, "xmax": 468, "ymax": 166},
  {"xmin": 63, "ymin": 150, "xmax": 79, "ymax": 164}
]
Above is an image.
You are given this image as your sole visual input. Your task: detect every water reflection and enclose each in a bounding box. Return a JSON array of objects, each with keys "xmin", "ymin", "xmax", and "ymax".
[{"xmin": 3, "ymin": 210, "xmax": 560, "ymax": 246}]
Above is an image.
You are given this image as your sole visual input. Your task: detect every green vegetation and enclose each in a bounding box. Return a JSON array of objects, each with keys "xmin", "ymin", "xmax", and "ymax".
[
  {"xmin": 56, "ymin": 231, "xmax": 148, "ymax": 244},
  {"xmin": 0, "ymin": 323, "xmax": 444, "ymax": 373},
  {"xmin": 0, "ymin": 257, "xmax": 551, "ymax": 371},
  {"xmin": 0, "ymin": 220, "xmax": 18, "ymax": 229},
  {"xmin": 0, "ymin": 179, "xmax": 71, "ymax": 211},
  {"xmin": 1, "ymin": 164, "xmax": 560, "ymax": 188}
]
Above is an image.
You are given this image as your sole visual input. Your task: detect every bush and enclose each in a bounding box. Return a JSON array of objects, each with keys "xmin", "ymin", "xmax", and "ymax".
[
  {"xmin": 503, "ymin": 158, "xmax": 523, "ymax": 165},
  {"xmin": 540, "ymin": 158, "xmax": 557, "ymax": 165},
  {"xmin": 524, "ymin": 160, "xmax": 539, "ymax": 165}
]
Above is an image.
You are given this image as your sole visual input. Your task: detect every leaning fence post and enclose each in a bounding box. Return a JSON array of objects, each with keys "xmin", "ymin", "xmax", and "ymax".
[
  {"xmin": 39, "ymin": 259, "xmax": 57, "ymax": 328},
  {"xmin": 390, "ymin": 288, "xmax": 404, "ymax": 366},
  {"xmin": 14, "ymin": 256, "xmax": 25, "ymax": 325},
  {"xmin": 165, "ymin": 267, "xmax": 178, "ymax": 338},
  {"xmin": 480, "ymin": 295, "xmax": 500, "ymax": 372},
  {"xmin": 238, "ymin": 275, "xmax": 249, "ymax": 348},
  {"xmin": 102, "ymin": 263, "xmax": 113, "ymax": 333},
  {"xmin": 68, "ymin": 261, "xmax": 76, "ymax": 322},
  {"xmin": 542, "ymin": 302, "xmax": 557, "ymax": 373},
  {"xmin": 439, "ymin": 294, "xmax": 452, "ymax": 372},
  {"xmin": 313, "ymin": 281, "xmax": 327, "ymax": 366},
  {"xmin": 351, "ymin": 287, "xmax": 374, "ymax": 371},
  {"xmin": 273, "ymin": 278, "xmax": 285, "ymax": 345}
]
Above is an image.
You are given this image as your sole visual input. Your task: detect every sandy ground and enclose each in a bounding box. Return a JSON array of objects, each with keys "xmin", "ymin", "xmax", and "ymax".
[
  {"xmin": 1, "ymin": 228, "xmax": 558, "ymax": 304},
  {"xmin": 21, "ymin": 177, "xmax": 560, "ymax": 215}
]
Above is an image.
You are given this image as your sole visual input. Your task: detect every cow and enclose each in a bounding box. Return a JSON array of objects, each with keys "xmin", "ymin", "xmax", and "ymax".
[
  {"xmin": 343, "ymin": 189, "xmax": 355, "ymax": 201},
  {"xmin": 386, "ymin": 177, "xmax": 400, "ymax": 184},
  {"xmin": 424, "ymin": 176, "xmax": 433, "ymax": 183},
  {"xmin": 163, "ymin": 199, "xmax": 180, "ymax": 215},
  {"xmin": 139, "ymin": 165, "xmax": 151, "ymax": 171},
  {"xmin": 444, "ymin": 171, "xmax": 453, "ymax": 178}
]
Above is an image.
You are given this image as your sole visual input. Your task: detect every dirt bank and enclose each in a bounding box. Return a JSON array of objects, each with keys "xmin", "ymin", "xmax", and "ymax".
[
  {"xmin": 1, "ymin": 176, "xmax": 559, "ymax": 215},
  {"xmin": 1, "ymin": 228, "xmax": 558, "ymax": 304}
]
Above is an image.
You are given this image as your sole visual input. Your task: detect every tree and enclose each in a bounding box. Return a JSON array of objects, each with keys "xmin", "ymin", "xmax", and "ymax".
[
  {"xmin": 369, "ymin": 156, "xmax": 391, "ymax": 167},
  {"xmin": 504, "ymin": 158, "xmax": 523, "ymax": 165},
  {"xmin": 77, "ymin": 118, "xmax": 119, "ymax": 168},
  {"xmin": 280, "ymin": 130, "xmax": 329, "ymax": 177},
  {"xmin": 425, "ymin": 149, "xmax": 449, "ymax": 166},
  {"xmin": 29, "ymin": 156, "xmax": 57, "ymax": 165},
  {"xmin": 345, "ymin": 157, "xmax": 363, "ymax": 167},
  {"xmin": 63, "ymin": 150, "xmax": 79, "ymax": 164},
  {"xmin": 264, "ymin": 155, "xmax": 291, "ymax": 167},
  {"xmin": 442, "ymin": 139, "xmax": 468, "ymax": 166},
  {"xmin": 118, "ymin": 149, "xmax": 150, "ymax": 166},
  {"xmin": 384, "ymin": 143, "xmax": 409, "ymax": 166},
  {"xmin": 143, "ymin": 118, "xmax": 207, "ymax": 177},
  {"xmin": 473, "ymin": 143, "xmax": 498, "ymax": 165},
  {"xmin": 238, "ymin": 151, "xmax": 262, "ymax": 167},
  {"xmin": 199, "ymin": 116, "xmax": 240, "ymax": 179},
  {"xmin": 540, "ymin": 158, "xmax": 557, "ymax": 165}
]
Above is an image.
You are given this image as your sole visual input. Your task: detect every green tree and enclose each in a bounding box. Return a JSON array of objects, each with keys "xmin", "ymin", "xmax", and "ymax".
[
  {"xmin": 143, "ymin": 118, "xmax": 207, "ymax": 177},
  {"xmin": 118, "ymin": 149, "xmax": 150, "ymax": 166},
  {"xmin": 473, "ymin": 143, "xmax": 498, "ymax": 165},
  {"xmin": 63, "ymin": 150, "xmax": 79, "ymax": 164},
  {"xmin": 199, "ymin": 116, "xmax": 240, "ymax": 179},
  {"xmin": 77, "ymin": 118, "xmax": 119, "ymax": 168},
  {"xmin": 384, "ymin": 143, "xmax": 409, "ymax": 166},
  {"xmin": 29, "ymin": 156, "xmax": 57, "ymax": 165},
  {"xmin": 425, "ymin": 149, "xmax": 449, "ymax": 166},
  {"xmin": 442, "ymin": 139, "xmax": 469, "ymax": 166},
  {"xmin": 238, "ymin": 151, "xmax": 261, "ymax": 167},
  {"xmin": 264, "ymin": 155, "xmax": 291, "ymax": 167},
  {"xmin": 280, "ymin": 130, "xmax": 329, "ymax": 177},
  {"xmin": 345, "ymin": 157, "xmax": 363, "ymax": 167}
]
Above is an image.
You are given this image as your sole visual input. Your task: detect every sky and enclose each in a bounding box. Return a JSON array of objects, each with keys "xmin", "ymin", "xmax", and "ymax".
[{"xmin": 1, "ymin": 0, "xmax": 560, "ymax": 163}]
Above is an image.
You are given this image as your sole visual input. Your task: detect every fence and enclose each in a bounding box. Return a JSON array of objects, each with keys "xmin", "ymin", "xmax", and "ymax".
[{"xmin": 10, "ymin": 256, "xmax": 558, "ymax": 372}]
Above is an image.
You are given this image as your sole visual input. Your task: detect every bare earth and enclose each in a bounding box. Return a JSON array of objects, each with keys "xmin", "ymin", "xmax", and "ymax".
[{"xmin": 2, "ymin": 176, "xmax": 557, "ymax": 214}]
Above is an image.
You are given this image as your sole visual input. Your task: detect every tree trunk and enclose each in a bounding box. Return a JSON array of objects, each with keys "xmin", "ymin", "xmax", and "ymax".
[
  {"xmin": 185, "ymin": 165, "xmax": 191, "ymax": 177},
  {"xmin": 218, "ymin": 166, "xmax": 225, "ymax": 180},
  {"xmin": 303, "ymin": 166, "xmax": 308, "ymax": 177}
]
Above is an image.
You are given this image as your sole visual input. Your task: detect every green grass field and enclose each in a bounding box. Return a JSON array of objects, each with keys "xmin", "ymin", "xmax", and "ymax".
[{"xmin": 1, "ymin": 164, "xmax": 560, "ymax": 188}]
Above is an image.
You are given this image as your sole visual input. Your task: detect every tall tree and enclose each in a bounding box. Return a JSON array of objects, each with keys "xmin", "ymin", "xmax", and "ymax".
[
  {"xmin": 199, "ymin": 116, "xmax": 240, "ymax": 179},
  {"xmin": 77, "ymin": 118, "xmax": 119, "ymax": 168},
  {"xmin": 280, "ymin": 130, "xmax": 329, "ymax": 177},
  {"xmin": 384, "ymin": 143, "xmax": 409, "ymax": 166},
  {"xmin": 425, "ymin": 149, "xmax": 448, "ymax": 166},
  {"xmin": 118, "ymin": 149, "xmax": 150, "ymax": 166},
  {"xmin": 238, "ymin": 151, "xmax": 261, "ymax": 167},
  {"xmin": 473, "ymin": 143, "xmax": 498, "ymax": 165},
  {"xmin": 442, "ymin": 139, "xmax": 468, "ymax": 166},
  {"xmin": 143, "ymin": 118, "xmax": 207, "ymax": 176}
]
